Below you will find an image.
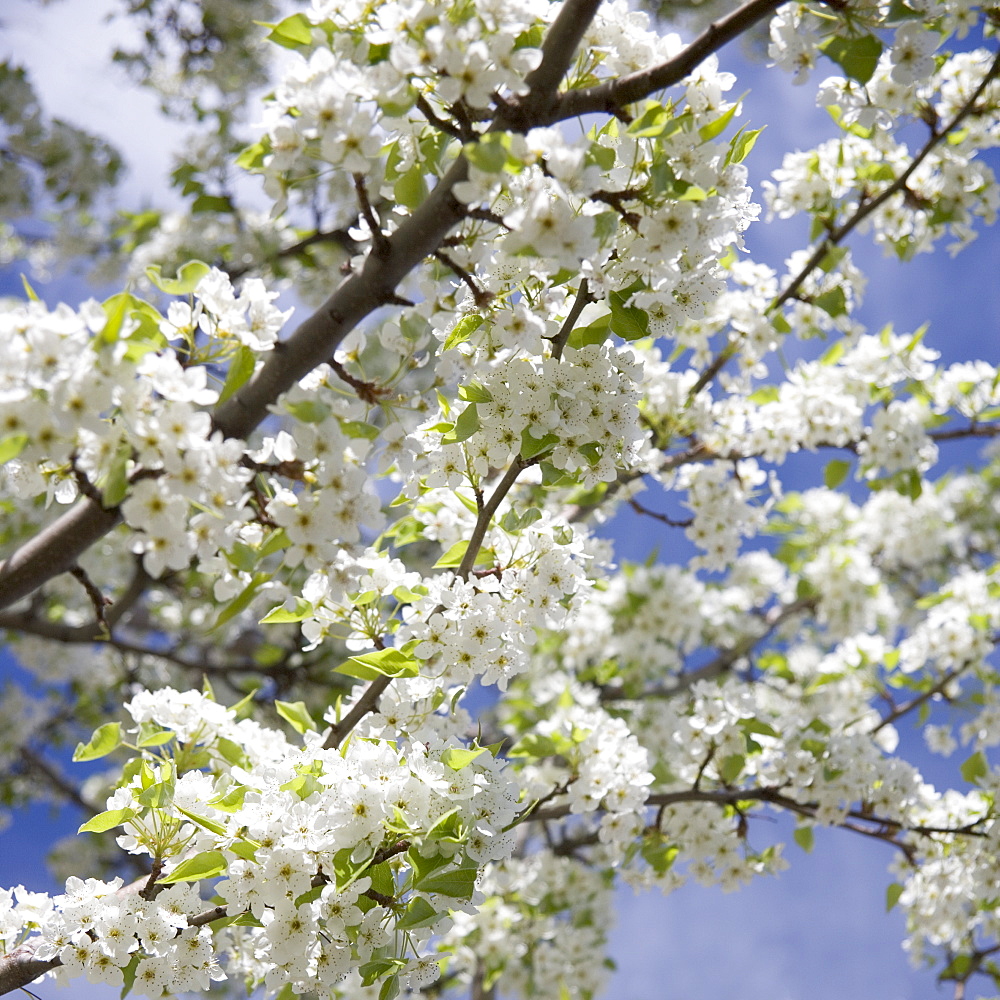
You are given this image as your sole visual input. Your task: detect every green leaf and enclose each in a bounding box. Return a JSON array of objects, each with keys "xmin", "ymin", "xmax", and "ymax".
[
  {"xmin": 961, "ymin": 750, "xmax": 988, "ymax": 784},
  {"xmin": 817, "ymin": 246, "xmax": 849, "ymax": 273},
  {"xmin": 507, "ymin": 733, "xmax": 566, "ymax": 760},
  {"xmin": 441, "ymin": 403, "xmax": 480, "ymax": 444},
  {"xmin": 176, "ymin": 807, "xmax": 228, "ymax": 837},
  {"xmin": 0, "ymin": 434, "xmax": 29, "ymax": 467},
  {"xmin": 340, "ymin": 420, "xmax": 380, "ymax": 440},
  {"xmin": 627, "ymin": 101, "xmax": 672, "ymax": 138},
  {"xmin": 100, "ymin": 439, "xmax": 132, "ymax": 508},
  {"xmin": 136, "ymin": 723, "xmax": 174, "ymax": 748},
  {"xmin": 145, "ymin": 260, "xmax": 211, "ymax": 295},
  {"xmin": 275, "ymin": 700, "xmax": 317, "ymax": 734},
  {"xmin": 824, "ymin": 459, "xmax": 851, "ymax": 489},
  {"xmin": 285, "ymin": 399, "xmax": 331, "ymax": 424},
  {"xmin": 698, "ymin": 101, "xmax": 740, "ymax": 143},
  {"xmin": 458, "ymin": 381, "xmax": 494, "ymax": 404},
  {"xmin": 396, "ymin": 896, "xmax": 441, "ymax": 930},
  {"xmin": 719, "ymin": 754, "xmax": 744, "ymax": 784},
  {"xmin": 463, "ymin": 134, "xmax": 517, "ymax": 173},
  {"xmin": 98, "ymin": 291, "xmax": 132, "ymax": 346},
  {"xmin": 212, "ymin": 573, "xmax": 269, "ymax": 631},
  {"xmin": 444, "ymin": 314, "xmax": 485, "ymax": 351},
  {"xmin": 433, "ymin": 540, "xmax": 494, "ymax": 570},
  {"xmin": 726, "ymin": 125, "xmax": 764, "ymax": 165},
  {"xmin": 417, "ymin": 865, "xmax": 478, "ymax": 900},
  {"xmin": 441, "ymin": 747, "xmax": 487, "ymax": 771},
  {"xmin": 335, "ymin": 648, "xmax": 420, "ymax": 680},
  {"xmin": 73, "ymin": 722, "xmax": 122, "ymax": 762},
  {"xmin": 609, "ymin": 291, "xmax": 649, "ymax": 341},
  {"xmin": 219, "ymin": 346, "xmax": 257, "ymax": 405},
  {"xmin": 191, "ymin": 194, "xmax": 235, "ymax": 214},
  {"xmin": 266, "ymin": 12, "xmax": 314, "ymax": 48},
  {"xmin": 519, "ymin": 429, "xmax": 559, "ymax": 461},
  {"xmin": 157, "ymin": 850, "xmax": 228, "ymax": 885},
  {"xmin": 793, "ymin": 826, "xmax": 815, "ymax": 853},
  {"xmin": 407, "ymin": 847, "xmax": 453, "ymax": 887},
  {"xmin": 210, "ymin": 785, "xmax": 249, "ymax": 813},
  {"xmin": 78, "ymin": 807, "xmax": 135, "ymax": 834},
  {"xmin": 813, "ymin": 286, "xmax": 847, "ymax": 318},
  {"xmin": 819, "ymin": 34, "xmax": 884, "ymax": 84},
  {"xmin": 885, "ymin": 882, "xmax": 904, "ymax": 912},
  {"xmin": 394, "ymin": 164, "xmax": 428, "ymax": 209},
  {"xmin": 567, "ymin": 311, "xmax": 611, "ymax": 350},
  {"xmin": 379, "ymin": 974, "xmax": 400, "ymax": 1000},
  {"xmin": 235, "ymin": 137, "xmax": 271, "ymax": 171},
  {"xmin": 20, "ymin": 273, "xmax": 40, "ymax": 302},
  {"xmin": 260, "ymin": 598, "xmax": 314, "ymax": 624}
]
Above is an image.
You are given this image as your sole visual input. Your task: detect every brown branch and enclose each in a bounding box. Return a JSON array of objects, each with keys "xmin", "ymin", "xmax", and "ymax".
[
  {"xmin": 871, "ymin": 661, "xmax": 975, "ymax": 735},
  {"xmin": 627, "ymin": 497, "xmax": 692, "ymax": 528},
  {"xmin": 324, "ymin": 674, "xmax": 393, "ymax": 750},
  {"xmin": 549, "ymin": 279, "xmax": 593, "ymax": 362},
  {"xmin": 328, "ymin": 357, "xmax": 390, "ymax": 405},
  {"xmin": 546, "ymin": 0, "xmax": 784, "ymax": 125},
  {"xmin": 433, "ymin": 250, "xmax": 493, "ymax": 308}
]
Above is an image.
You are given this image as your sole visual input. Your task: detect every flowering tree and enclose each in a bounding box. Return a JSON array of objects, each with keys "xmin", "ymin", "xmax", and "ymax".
[{"xmin": 1, "ymin": 0, "xmax": 1000, "ymax": 997}]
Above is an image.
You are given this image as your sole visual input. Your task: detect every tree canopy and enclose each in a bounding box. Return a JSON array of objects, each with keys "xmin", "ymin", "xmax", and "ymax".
[{"xmin": 1, "ymin": 1, "xmax": 1000, "ymax": 998}]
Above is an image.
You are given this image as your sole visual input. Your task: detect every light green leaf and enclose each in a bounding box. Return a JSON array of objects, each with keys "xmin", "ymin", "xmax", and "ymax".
[
  {"xmin": 0, "ymin": 434, "xmax": 29, "ymax": 467},
  {"xmin": 78, "ymin": 807, "xmax": 135, "ymax": 834},
  {"xmin": 458, "ymin": 381, "xmax": 493, "ymax": 404},
  {"xmin": 609, "ymin": 291, "xmax": 649, "ymax": 341},
  {"xmin": 727, "ymin": 126, "xmax": 764, "ymax": 165},
  {"xmin": 275, "ymin": 700, "xmax": 317, "ymax": 734},
  {"xmin": 517, "ymin": 428, "xmax": 557, "ymax": 461},
  {"xmin": 885, "ymin": 882, "xmax": 904, "ymax": 912},
  {"xmin": 813, "ymin": 286, "xmax": 847, "ymax": 318},
  {"xmin": 219, "ymin": 346, "xmax": 257, "ymax": 405},
  {"xmin": 157, "ymin": 850, "xmax": 228, "ymax": 884},
  {"xmin": 961, "ymin": 750, "xmax": 988, "ymax": 784},
  {"xmin": 335, "ymin": 647, "xmax": 420, "ymax": 680},
  {"xmin": 285, "ymin": 399, "xmax": 331, "ymax": 424},
  {"xmin": 698, "ymin": 101, "xmax": 740, "ymax": 143},
  {"xmin": 145, "ymin": 260, "xmax": 211, "ymax": 295},
  {"xmin": 441, "ymin": 403, "xmax": 480, "ymax": 444},
  {"xmin": 433, "ymin": 540, "xmax": 494, "ymax": 570},
  {"xmin": 266, "ymin": 13, "xmax": 314, "ymax": 48},
  {"xmin": 396, "ymin": 896, "xmax": 441, "ymax": 930},
  {"xmin": 793, "ymin": 826, "xmax": 815, "ymax": 853},
  {"xmin": 260, "ymin": 598, "xmax": 314, "ymax": 624},
  {"xmin": 445, "ymin": 314, "xmax": 485, "ymax": 351},
  {"xmin": 341, "ymin": 420, "xmax": 380, "ymax": 440},
  {"xmin": 176, "ymin": 806, "xmax": 228, "ymax": 837},
  {"xmin": 823, "ymin": 459, "xmax": 851, "ymax": 489},
  {"xmin": 212, "ymin": 573, "xmax": 269, "ymax": 631},
  {"xmin": 719, "ymin": 754, "xmax": 744, "ymax": 784},
  {"xmin": 394, "ymin": 164, "xmax": 428, "ymax": 209},
  {"xmin": 417, "ymin": 865, "xmax": 479, "ymax": 900},
  {"xmin": 819, "ymin": 34, "xmax": 883, "ymax": 84},
  {"xmin": 73, "ymin": 722, "xmax": 122, "ymax": 762},
  {"xmin": 191, "ymin": 194, "xmax": 234, "ymax": 214},
  {"xmin": 100, "ymin": 439, "xmax": 132, "ymax": 508},
  {"xmin": 441, "ymin": 746, "xmax": 487, "ymax": 771}
]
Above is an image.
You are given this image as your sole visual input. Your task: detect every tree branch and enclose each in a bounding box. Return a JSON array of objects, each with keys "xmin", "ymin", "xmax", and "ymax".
[{"xmin": 546, "ymin": 0, "xmax": 784, "ymax": 124}]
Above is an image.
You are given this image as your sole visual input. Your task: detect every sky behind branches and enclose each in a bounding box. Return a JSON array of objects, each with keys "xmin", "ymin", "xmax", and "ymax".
[{"xmin": 1, "ymin": 1, "xmax": 998, "ymax": 998}]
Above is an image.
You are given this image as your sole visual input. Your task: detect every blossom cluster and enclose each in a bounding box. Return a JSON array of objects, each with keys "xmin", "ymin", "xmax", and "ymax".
[{"xmin": 2, "ymin": 689, "xmax": 521, "ymax": 997}]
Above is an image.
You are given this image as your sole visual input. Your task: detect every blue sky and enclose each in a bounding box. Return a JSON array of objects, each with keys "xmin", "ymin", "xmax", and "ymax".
[{"xmin": 1, "ymin": 3, "xmax": 998, "ymax": 999}]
